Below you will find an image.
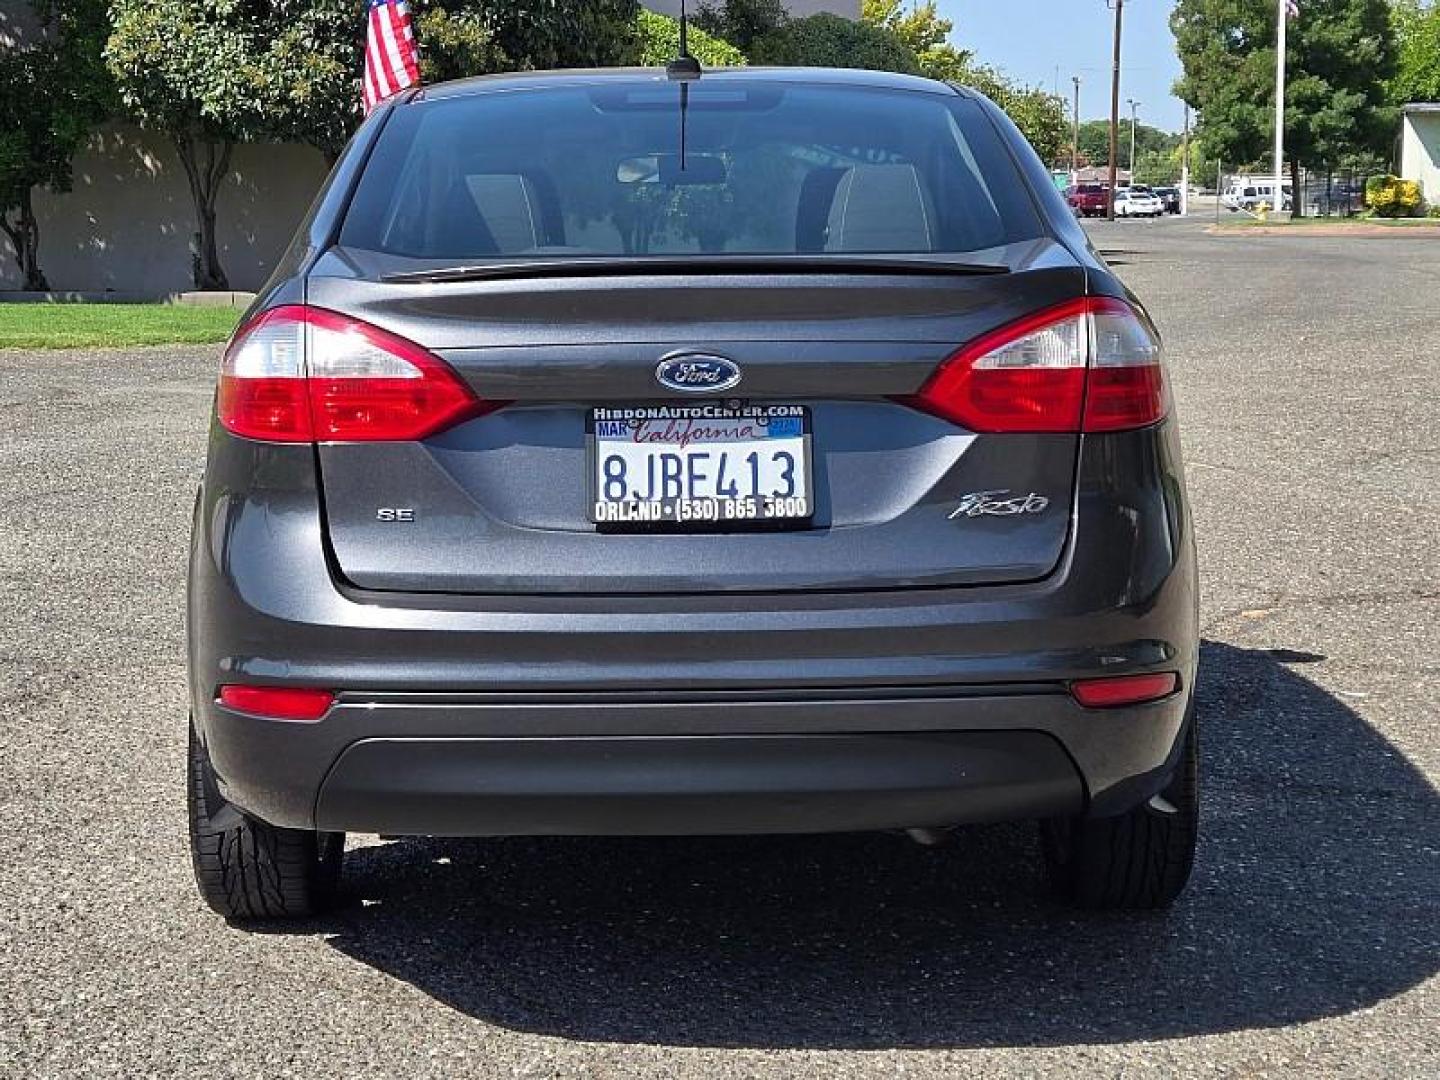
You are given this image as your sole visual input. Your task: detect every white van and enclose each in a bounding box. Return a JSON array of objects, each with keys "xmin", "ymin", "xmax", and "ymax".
[{"xmin": 1222, "ymin": 179, "xmax": 1293, "ymax": 212}]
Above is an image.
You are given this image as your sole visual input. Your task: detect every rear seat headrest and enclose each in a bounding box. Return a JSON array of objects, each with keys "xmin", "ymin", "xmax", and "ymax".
[{"xmin": 824, "ymin": 163, "xmax": 935, "ymax": 253}]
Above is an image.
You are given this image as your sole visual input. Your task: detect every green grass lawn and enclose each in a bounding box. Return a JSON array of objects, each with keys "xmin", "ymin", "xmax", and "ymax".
[{"xmin": 0, "ymin": 303, "xmax": 243, "ymax": 349}]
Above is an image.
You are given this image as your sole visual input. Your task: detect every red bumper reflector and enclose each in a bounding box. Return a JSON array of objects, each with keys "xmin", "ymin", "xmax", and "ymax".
[
  {"xmin": 218, "ymin": 685, "xmax": 335, "ymax": 722},
  {"xmin": 1071, "ymin": 672, "xmax": 1179, "ymax": 708}
]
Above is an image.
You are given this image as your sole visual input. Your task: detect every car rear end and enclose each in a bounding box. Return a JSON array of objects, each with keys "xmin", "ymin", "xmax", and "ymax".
[
  {"xmin": 1067, "ymin": 183, "xmax": 1109, "ymax": 217},
  {"xmin": 187, "ymin": 69, "xmax": 1199, "ymax": 918}
]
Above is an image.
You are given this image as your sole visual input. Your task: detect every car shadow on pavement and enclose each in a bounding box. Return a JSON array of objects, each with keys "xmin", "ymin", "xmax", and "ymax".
[{"xmin": 308, "ymin": 640, "xmax": 1438, "ymax": 1049}]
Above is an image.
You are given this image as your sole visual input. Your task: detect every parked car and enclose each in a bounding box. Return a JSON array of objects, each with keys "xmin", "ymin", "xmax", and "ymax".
[
  {"xmin": 1066, "ymin": 182, "xmax": 1111, "ymax": 217},
  {"xmin": 1114, "ymin": 188, "xmax": 1164, "ymax": 217},
  {"xmin": 1153, "ymin": 186, "xmax": 1182, "ymax": 214},
  {"xmin": 1222, "ymin": 180, "xmax": 1292, "ymax": 212},
  {"xmin": 187, "ymin": 66, "xmax": 1199, "ymax": 921}
]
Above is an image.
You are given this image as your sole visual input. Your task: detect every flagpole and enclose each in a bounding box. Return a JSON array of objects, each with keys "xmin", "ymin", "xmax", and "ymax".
[{"xmin": 1274, "ymin": 0, "xmax": 1287, "ymax": 213}]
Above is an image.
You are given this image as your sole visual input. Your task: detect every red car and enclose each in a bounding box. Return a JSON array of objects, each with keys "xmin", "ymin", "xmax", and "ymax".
[{"xmin": 1066, "ymin": 183, "xmax": 1111, "ymax": 218}]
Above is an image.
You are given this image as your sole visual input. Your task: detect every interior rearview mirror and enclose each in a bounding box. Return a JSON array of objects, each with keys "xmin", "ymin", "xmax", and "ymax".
[{"xmin": 617, "ymin": 154, "xmax": 727, "ymax": 187}]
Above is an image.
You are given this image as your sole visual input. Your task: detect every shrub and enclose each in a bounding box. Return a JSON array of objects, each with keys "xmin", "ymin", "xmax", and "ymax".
[
  {"xmin": 750, "ymin": 13, "xmax": 919, "ymax": 74},
  {"xmin": 633, "ymin": 9, "xmax": 746, "ymax": 67},
  {"xmin": 1365, "ymin": 174, "xmax": 1425, "ymax": 218}
]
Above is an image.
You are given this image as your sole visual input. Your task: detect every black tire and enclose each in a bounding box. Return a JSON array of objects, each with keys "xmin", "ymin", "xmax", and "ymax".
[
  {"xmin": 187, "ymin": 721, "xmax": 343, "ymax": 921},
  {"xmin": 1041, "ymin": 713, "xmax": 1198, "ymax": 910}
]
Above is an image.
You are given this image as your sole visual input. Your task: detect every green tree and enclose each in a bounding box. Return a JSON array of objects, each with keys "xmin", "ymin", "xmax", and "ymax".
[
  {"xmin": 695, "ymin": 0, "xmax": 787, "ymax": 53},
  {"xmin": 1391, "ymin": 0, "xmax": 1440, "ymax": 102},
  {"xmin": 416, "ymin": 0, "xmax": 640, "ymax": 83},
  {"xmin": 0, "ymin": 0, "xmax": 111, "ymax": 291},
  {"xmin": 1172, "ymin": 0, "xmax": 1396, "ymax": 215},
  {"xmin": 1076, "ymin": 118, "xmax": 1177, "ymax": 168},
  {"xmin": 248, "ymin": 0, "xmax": 365, "ymax": 161},
  {"xmin": 633, "ymin": 9, "xmax": 745, "ymax": 67},
  {"xmin": 981, "ymin": 79, "xmax": 1069, "ymax": 164},
  {"xmin": 862, "ymin": 0, "xmax": 972, "ymax": 75},
  {"xmin": 863, "ymin": 0, "xmax": 1067, "ymax": 162},
  {"xmin": 750, "ymin": 12, "xmax": 919, "ymax": 72},
  {"xmin": 107, "ymin": 0, "xmax": 364, "ymax": 288}
]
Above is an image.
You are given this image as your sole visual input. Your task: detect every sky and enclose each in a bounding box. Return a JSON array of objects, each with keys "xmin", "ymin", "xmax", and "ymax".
[{"xmin": 935, "ymin": 1, "xmax": 1188, "ymax": 134}]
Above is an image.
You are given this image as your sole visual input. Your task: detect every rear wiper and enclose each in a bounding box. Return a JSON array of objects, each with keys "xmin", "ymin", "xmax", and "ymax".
[{"xmin": 381, "ymin": 255, "xmax": 1010, "ymax": 284}]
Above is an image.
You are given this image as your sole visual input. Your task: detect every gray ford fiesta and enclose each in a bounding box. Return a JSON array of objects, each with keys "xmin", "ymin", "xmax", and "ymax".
[{"xmin": 186, "ymin": 65, "xmax": 1199, "ymax": 920}]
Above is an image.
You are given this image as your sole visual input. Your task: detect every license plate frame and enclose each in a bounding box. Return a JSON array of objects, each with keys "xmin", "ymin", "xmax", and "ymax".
[{"xmin": 586, "ymin": 402, "xmax": 814, "ymax": 530}]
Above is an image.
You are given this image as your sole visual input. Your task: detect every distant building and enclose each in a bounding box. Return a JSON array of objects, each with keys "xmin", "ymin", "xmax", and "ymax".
[
  {"xmin": 1400, "ymin": 104, "xmax": 1440, "ymax": 208},
  {"xmin": 0, "ymin": 0, "xmax": 859, "ymax": 295},
  {"xmin": 1071, "ymin": 167, "xmax": 1132, "ymax": 186}
]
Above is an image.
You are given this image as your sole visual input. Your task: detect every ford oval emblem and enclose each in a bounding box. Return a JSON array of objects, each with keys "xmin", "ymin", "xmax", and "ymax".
[{"xmin": 655, "ymin": 352, "xmax": 742, "ymax": 395}]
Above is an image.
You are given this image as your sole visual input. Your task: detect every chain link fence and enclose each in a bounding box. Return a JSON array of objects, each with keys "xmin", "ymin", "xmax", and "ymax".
[{"xmin": 1299, "ymin": 168, "xmax": 1380, "ymax": 217}]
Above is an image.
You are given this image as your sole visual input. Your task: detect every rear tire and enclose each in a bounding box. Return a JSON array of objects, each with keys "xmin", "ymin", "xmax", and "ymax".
[
  {"xmin": 1041, "ymin": 713, "xmax": 1198, "ymax": 910},
  {"xmin": 187, "ymin": 721, "xmax": 343, "ymax": 921}
]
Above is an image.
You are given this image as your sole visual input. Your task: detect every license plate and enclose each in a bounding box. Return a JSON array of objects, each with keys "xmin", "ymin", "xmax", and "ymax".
[{"xmin": 588, "ymin": 403, "xmax": 812, "ymax": 526}]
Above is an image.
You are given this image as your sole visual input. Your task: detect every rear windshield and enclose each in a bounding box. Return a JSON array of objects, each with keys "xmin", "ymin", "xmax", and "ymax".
[{"xmin": 340, "ymin": 81, "xmax": 1047, "ymax": 260}]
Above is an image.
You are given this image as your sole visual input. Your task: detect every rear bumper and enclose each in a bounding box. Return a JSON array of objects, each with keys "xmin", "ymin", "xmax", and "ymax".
[
  {"xmin": 313, "ymin": 731, "xmax": 1084, "ymax": 836},
  {"xmin": 188, "ymin": 421, "xmax": 1198, "ymax": 835},
  {"xmin": 201, "ymin": 685, "xmax": 1188, "ymax": 833}
]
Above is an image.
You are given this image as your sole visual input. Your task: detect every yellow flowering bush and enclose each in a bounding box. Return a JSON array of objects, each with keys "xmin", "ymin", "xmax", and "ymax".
[{"xmin": 1365, "ymin": 175, "xmax": 1425, "ymax": 218}]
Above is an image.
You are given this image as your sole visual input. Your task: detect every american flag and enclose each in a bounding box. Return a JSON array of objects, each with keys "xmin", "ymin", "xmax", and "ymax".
[{"xmin": 362, "ymin": 0, "xmax": 420, "ymax": 114}]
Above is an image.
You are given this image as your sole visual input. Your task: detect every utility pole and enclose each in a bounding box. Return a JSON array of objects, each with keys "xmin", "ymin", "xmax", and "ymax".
[
  {"xmin": 1273, "ymin": 0, "xmax": 1289, "ymax": 214},
  {"xmin": 1180, "ymin": 102, "xmax": 1191, "ymax": 216},
  {"xmin": 1107, "ymin": 0, "xmax": 1124, "ymax": 220},
  {"xmin": 1071, "ymin": 76, "xmax": 1082, "ymax": 180},
  {"xmin": 1127, "ymin": 98, "xmax": 1142, "ymax": 177}
]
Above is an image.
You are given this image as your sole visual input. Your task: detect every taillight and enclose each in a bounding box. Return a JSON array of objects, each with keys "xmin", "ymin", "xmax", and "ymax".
[
  {"xmin": 217, "ymin": 305, "xmax": 495, "ymax": 442},
  {"xmin": 218, "ymin": 685, "xmax": 335, "ymax": 721},
  {"xmin": 909, "ymin": 296, "xmax": 1166, "ymax": 433}
]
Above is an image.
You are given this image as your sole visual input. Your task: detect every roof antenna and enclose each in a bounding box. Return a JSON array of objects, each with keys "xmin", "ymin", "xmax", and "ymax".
[{"xmin": 667, "ymin": 0, "xmax": 702, "ymax": 81}]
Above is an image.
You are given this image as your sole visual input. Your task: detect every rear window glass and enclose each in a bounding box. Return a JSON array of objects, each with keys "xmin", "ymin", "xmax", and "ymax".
[{"xmin": 341, "ymin": 81, "xmax": 1047, "ymax": 260}]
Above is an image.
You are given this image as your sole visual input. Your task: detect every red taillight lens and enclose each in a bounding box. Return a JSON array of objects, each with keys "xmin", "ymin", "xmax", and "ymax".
[
  {"xmin": 217, "ymin": 305, "xmax": 494, "ymax": 442},
  {"xmin": 1071, "ymin": 672, "xmax": 1179, "ymax": 708},
  {"xmin": 909, "ymin": 297, "xmax": 1166, "ymax": 433},
  {"xmin": 218, "ymin": 685, "xmax": 335, "ymax": 721}
]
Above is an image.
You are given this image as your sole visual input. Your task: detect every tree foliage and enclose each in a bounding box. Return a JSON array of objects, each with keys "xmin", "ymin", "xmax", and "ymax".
[
  {"xmin": 415, "ymin": 0, "xmax": 640, "ymax": 83},
  {"xmin": 861, "ymin": 0, "xmax": 1067, "ymax": 163},
  {"xmin": 1391, "ymin": 0, "xmax": 1440, "ymax": 103},
  {"xmin": 633, "ymin": 9, "xmax": 745, "ymax": 67},
  {"xmin": 1171, "ymin": 0, "xmax": 1396, "ymax": 202},
  {"xmin": 749, "ymin": 12, "xmax": 919, "ymax": 73},
  {"xmin": 862, "ymin": 0, "xmax": 968, "ymax": 73},
  {"xmin": 1075, "ymin": 118, "xmax": 1177, "ymax": 166},
  {"xmin": 0, "ymin": 0, "xmax": 112, "ymax": 290},
  {"xmin": 694, "ymin": 0, "xmax": 786, "ymax": 53}
]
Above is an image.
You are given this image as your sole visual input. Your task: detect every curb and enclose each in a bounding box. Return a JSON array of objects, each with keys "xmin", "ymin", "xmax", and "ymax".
[{"xmin": 0, "ymin": 290, "xmax": 257, "ymax": 307}]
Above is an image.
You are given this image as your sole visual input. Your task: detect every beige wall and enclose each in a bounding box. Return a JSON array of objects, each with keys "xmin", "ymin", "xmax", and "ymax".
[
  {"xmin": 1400, "ymin": 109, "xmax": 1440, "ymax": 206},
  {"xmin": 0, "ymin": 123, "xmax": 330, "ymax": 294}
]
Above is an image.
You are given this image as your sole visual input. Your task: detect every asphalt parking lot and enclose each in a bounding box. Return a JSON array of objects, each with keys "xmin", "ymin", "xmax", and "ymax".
[{"xmin": 2, "ymin": 215, "xmax": 1436, "ymax": 1077}]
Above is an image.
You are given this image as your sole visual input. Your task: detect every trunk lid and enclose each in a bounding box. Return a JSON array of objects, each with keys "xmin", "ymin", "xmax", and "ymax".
[{"xmin": 309, "ymin": 241, "xmax": 1085, "ymax": 595}]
